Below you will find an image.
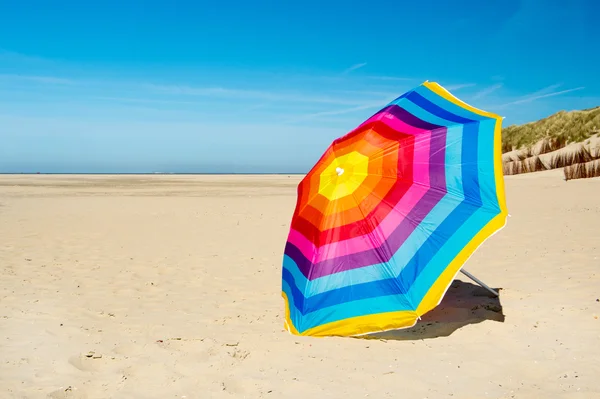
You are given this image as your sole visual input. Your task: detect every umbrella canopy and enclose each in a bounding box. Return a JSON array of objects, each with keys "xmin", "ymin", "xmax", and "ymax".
[{"xmin": 281, "ymin": 81, "xmax": 508, "ymax": 337}]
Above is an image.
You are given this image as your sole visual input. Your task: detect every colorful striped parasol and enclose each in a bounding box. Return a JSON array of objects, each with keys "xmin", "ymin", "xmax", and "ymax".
[{"xmin": 281, "ymin": 81, "xmax": 508, "ymax": 337}]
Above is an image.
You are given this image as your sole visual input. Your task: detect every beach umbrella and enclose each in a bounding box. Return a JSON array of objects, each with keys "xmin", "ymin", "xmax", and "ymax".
[{"xmin": 281, "ymin": 81, "xmax": 508, "ymax": 337}]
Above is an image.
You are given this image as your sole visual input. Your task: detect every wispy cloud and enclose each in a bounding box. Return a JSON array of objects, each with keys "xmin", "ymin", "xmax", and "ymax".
[
  {"xmin": 500, "ymin": 84, "xmax": 585, "ymax": 106},
  {"xmin": 281, "ymin": 87, "xmax": 404, "ymax": 123},
  {"xmin": 0, "ymin": 73, "xmax": 76, "ymax": 85},
  {"xmin": 144, "ymin": 83, "xmax": 369, "ymax": 106},
  {"xmin": 0, "ymin": 73, "xmax": 374, "ymax": 107},
  {"xmin": 524, "ymin": 83, "xmax": 562, "ymax": 97},
  {"xmin": 90, "ymin": 96, "xmax": 209, "ymax": 106},
  {"xmin": 3, "ymin": 51, "xmax": 589, "ymax": 131},
  {"xmin": 342, "ymin": 63, "xmax": 367, "ymax": 74},
  {"xmin": 0, "ymin": 68, "xmax": 403, "ymax": 116},
  {"xmin": 283, "ymin": 102, "xmax": 385, "ymax": 124},
  {"xmin": 471, "ymin": 83, "xmax": 503, "ymax": 100}
]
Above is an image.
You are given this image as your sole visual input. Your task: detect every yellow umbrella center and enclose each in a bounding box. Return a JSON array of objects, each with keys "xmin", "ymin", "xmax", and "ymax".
[{"xmin": 318, "ymin": 151, "xmax": 369, "ymax": 201}]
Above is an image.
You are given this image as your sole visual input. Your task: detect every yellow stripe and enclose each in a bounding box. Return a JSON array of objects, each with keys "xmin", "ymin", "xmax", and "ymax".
[
  {"xmin": 282, "ymin": 82, "xmax": 508, "ymax": 337},
  {"xmin": 282, "ymin": 291, "xmax": 418, "ymax": 337},
  {"xmin": 282, "ymin": 292, "xmax": 300, "ymax": 335},
  {"xmin": 423, "ymin": 81, "xmax": 503, "ymax": 120}
]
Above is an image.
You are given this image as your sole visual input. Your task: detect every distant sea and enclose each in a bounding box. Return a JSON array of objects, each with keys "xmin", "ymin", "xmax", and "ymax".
[{"xmin": 0, "ymin": 172, "xmax": 306, "ymax": 175}]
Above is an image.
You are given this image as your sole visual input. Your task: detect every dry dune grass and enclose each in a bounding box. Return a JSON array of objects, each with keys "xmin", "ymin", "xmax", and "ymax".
[
  {"xmin": 539, "ymin": 142, "xmax": 593, "ymax": 170},
  {"xmin": 503, "ymin": 141, "xmax": 597, "ymax": 177},
  {"xmin": 564, "ymin": 158, "xmax": 600, "ymax": 181},
  {"xmin": 503, "ymin": 156, "xmax": 545, "ymax": 176},
  {"xmin": 501, "ymin": 148, "xmax": 530, "ymax": 163},
  {"xmin": 529, "ymin": 136, "xmax": 562, "ymax": 156},
  {"xmin": 500, "ymin": 106, "xmax": 600, "ymax": 178},
  {"xmin": 583, "ymin": 134, "xmax": 600, "ymax": 158}
]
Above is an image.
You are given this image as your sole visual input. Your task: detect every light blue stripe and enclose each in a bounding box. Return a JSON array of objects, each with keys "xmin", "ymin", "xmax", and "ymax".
[{"xmin": 474, "ymin": 119, "xmax": 501, "ymax": 214}]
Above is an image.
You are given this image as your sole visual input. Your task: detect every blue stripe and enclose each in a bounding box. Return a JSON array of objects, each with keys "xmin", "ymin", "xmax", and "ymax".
[
  {"xmin": 406, "ymin": 91, "xmax": 473, "ymax": 125},
  {"xmin": 413, "ymin": 85, "xmax": 489, "ymax": 122},
  {"xmin": 473, "ymin": 118, "xmax": 501, "ymax": 214}
]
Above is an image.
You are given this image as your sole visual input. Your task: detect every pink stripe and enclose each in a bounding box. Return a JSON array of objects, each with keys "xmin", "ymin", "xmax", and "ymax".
[
  {"xmin": 360, "ymin": 112, "xmax": 427, "ymax": 137},
  {"xmin": 288, "ymin": 111, "xmax": 432, "ymax": 263}
]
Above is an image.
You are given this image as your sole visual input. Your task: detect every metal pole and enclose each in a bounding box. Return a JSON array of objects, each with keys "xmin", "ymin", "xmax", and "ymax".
[{"xmin": 460, "ymin": 269, "xmax": 499, "ymax": 297}]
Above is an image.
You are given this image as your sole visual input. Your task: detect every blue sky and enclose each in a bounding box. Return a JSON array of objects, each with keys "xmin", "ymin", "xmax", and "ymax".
[{"xmin": 1, "ymin": 0, "xmax": 598, "ymax": 173}]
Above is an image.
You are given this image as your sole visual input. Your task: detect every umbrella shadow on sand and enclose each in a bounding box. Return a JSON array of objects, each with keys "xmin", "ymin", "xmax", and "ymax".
[{"xmin": 366, "ymin": 279, "xmax": 505, "ymax": 341}]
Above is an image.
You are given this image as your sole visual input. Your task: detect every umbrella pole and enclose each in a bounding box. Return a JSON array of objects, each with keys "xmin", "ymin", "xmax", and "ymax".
[{"xmin": 459, "ymin": 269, "xmax": 499, "ymax": 297}]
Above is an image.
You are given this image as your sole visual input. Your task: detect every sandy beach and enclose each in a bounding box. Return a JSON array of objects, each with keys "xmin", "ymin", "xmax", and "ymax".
[{"xmin": 1, "ymin": 171, "xmax": 599, "ymax": 399}]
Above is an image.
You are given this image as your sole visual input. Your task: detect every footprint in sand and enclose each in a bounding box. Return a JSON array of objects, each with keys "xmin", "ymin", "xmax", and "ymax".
[
  {"xmin": 228, "ymin": 347, "xmax": 250, "ymax": 361},
  {"xmin": 68, "ymin": 352, "xmax": 105, "ymax": 372},
  {"xmin": 46, "ymin": 386, "xmax": 88, "ymax": 399}
]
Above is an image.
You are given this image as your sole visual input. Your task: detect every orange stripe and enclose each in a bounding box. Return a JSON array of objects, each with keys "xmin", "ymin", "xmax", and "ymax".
[
  {"xmin": 317, "ymin": 153, "xmax": 397, "ymax": 229},
  {"xmin": 302, "ymin": 129, "xmax": 385, "ymax": 209},
  {"xmin": 304, "ymin": 133, "xmax": 400, "ymax": 229}
]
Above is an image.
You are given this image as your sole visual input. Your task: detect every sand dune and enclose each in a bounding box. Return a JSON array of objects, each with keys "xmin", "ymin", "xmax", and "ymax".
[{"xmin": 1, "ymin": 172, "xmax": 599, "ymax": 398}]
